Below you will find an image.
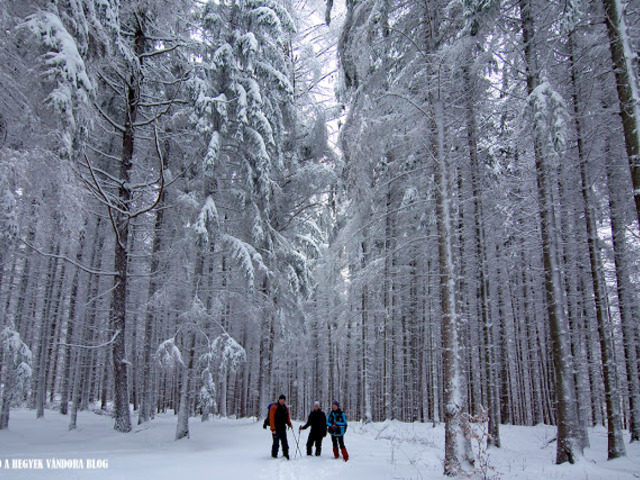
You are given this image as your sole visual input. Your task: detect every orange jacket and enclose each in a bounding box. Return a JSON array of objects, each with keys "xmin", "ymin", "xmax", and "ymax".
[{"xmin": 269, "ymin": 403, "xmax": 292, "ymax": 432}]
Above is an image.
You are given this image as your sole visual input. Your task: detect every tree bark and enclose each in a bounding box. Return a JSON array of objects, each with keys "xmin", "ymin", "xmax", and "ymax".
[
  {"xmin": 604, "ymin": 139, "xmax": 640, "ymax": 443},
  {"xmin": 0, "ymin": 349, "xmax": 13, "ymax": 429},
  {"xmin": 138, "ymin": 191, "xmax": 165, "ymax": 425},
  {"xmin": 519, "ymin": 0, "xmax": 582, "ymax": 463},
  {"xmin": 361, "ymin": 238, "xmax": 373, "ymax": 424},
  {"xmin": 570, "ymin": 32, "xmax": 626, "ymax": 457},
  {"xmin": 110, "ymin": 17, "xmax": 147, "ymax": 434},
  {"xmin": 35, "ymin": 242, "xmax": 61, "ymax": 419},
  {"xmin": 60, "ymin": 228, "xmax": 86, "ymax": 415},
  {"xmin": 463, "ymin": 59, "xmax": 500, "ymax": 447},
  {"xmin": 175, "ymin": 332, "xmax": 196, "ymax": 440},
  {"xmin": 430, "ymin": 97, "xmax": 466, "ymax": 475},
  {"xmin": 601, "ymin": 0, "xmax": 640, "ymax": 227}
]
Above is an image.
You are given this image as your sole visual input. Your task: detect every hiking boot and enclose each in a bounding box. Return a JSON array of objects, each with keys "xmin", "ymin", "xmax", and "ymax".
[
  {"xmin": 341, "ymin": 447, "xmax": 349, "ymax": 462},
  {"xmin": 333, "ymin": 447, "xmax": 339, "ymax": 459}
]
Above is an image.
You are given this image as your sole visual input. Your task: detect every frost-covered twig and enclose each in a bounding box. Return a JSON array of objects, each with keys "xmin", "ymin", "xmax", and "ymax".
[
  {"xmin": 60, "ymin": 330, "xmax": 121, "ymax": 350},
  {"xmin": 20, "ymin": 239, "xmax": 118, "ymax": 276},
  {"xmin": 128, "ymin": 121, "xmax": 165, "ymax": 220}
]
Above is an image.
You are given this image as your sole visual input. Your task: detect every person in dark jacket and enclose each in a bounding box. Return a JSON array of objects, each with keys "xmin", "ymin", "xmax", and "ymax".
[
  {"xmin": 326, "ymin": 401, "xmax": 349, "ymax": 461},
  {"xmin": 299, "ymin": 401, "xmax": 327, "ymax": 456},
  {"xmin": 269, "ymin": 394, "xmax": 293, "ymax": 459}
]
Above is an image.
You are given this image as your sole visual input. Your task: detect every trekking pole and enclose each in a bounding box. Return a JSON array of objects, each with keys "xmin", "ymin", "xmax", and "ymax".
[{"xmin": 293, "ymin": 427, "xmax": 302, "ymax": 458}]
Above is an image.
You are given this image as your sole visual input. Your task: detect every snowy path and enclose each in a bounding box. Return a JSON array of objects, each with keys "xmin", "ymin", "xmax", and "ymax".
[{"xmin": 0, "ymin": 409, "xmax": 639, "ymax": 479}]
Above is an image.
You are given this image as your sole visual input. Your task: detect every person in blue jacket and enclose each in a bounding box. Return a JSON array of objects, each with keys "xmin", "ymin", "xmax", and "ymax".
[{"xmin": 326, "ymin": 401, "xmax": 349, "ymax": 461}]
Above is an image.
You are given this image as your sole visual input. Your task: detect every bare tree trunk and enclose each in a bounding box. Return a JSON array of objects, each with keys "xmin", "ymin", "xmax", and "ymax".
[
  {"xmin": 601, "ymin": 0, "xmax": 640, "ymax": 227},
  {"xmin": 35, "ymin": 242, "xmax": 61, "ymax": 418},
  {"xmin": 68, "ymin": 217, "xmax": 105, "ymax": 429},
  {"xmin": 47, "ymin": 254, "xmax": 68, "ymax": 404},
  {"xmin": 431, "ymin": 321, "xmax": 441, "ymax": 425},
  {"xmin": 69, "ymin": 345, "xmax": 84, "ymax": 431},
  {"xmin": 569, "ymin": 33, "xmax": 626, "ymax": 457},
  {"xmin": 463, "ymin": 59, "xmax": 500, "ymax": 447},
  {"xmin": 138, "ymin": 191, "xmax": 165, "ymax": 425},
  {"xmin": 110, "ymin": 17, "xmax": 148, "ymax": 434},
  {"xmin": 519, "ymin": 0, "xmax": 581, "ymax": 463},
  {"xmin": 605, "ymin": 140, "xmax": 640, "ymax": 443},
  {"xmin": 0, "ymin": 350, "xmax": 13, "ymax": 429},
  {"xmin": 361, "ymin": 239, "xmax": 372, "ymax": 423},
  {"xmin": 430, "ymin": 96, "xmax": 466, "ymax": 475},
  {"xmin": 60, "ymin": 228, "xmax": 86, "ymax": 415},
  {"xmin": 383, "ymin": 187, "xmax": 393, "ymax": 421},
  {"xmin": 175, "ymin": 332, "xmax": 196, "ymax": 440}
]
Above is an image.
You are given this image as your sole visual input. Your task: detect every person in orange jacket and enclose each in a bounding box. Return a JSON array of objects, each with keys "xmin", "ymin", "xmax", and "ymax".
[{"xmin": 269, "ymin": 394, "xmax": 293, "ymax": 459}]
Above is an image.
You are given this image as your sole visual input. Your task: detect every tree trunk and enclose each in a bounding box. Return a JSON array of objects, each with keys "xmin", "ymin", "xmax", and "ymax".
[
  {"xmin": 601, "ymin": 0, "xmax": 640, "ymax": 227},
  {"xmin": 0, "ymin": 350, "xmax": 13, "ymax": 429},
  {"xmin": 175, "ymin": 332, "xmax": 196, "ymax": 440},
  {"xmin": 519, "ymin": 0, "xmax": 581, "ymax": 463},
  {"xmin": 431, "ymin": 97, "xmax": 466, "ymax": 475},
  {"xmin": 464, "ymin": 59, "xmax": 500, "ymax": 447},
  {"xmin": 110, "ymin": 18, "xmax": 147, "ymax": 434},
  {"xmin": 570, "ymin": 32, "xmax": 626, "ymax": 457},
  {"xmin": 60, "ymin": 229, "xmax": 86, "ymax": 415},
  {"xmin": 47, "ymin": 255, "xmax": 68, "ymax": 404},
  {"xmin": 605, "ymin": 140, "xmax": 640, "ymax": 443},
  {"xmin": 361, "ymin": 239, "xmax": 372, "ymax": 423},
  {"xmin": 35, "ymin": 242, "xmax": 61, "ymax": 418},
  {"xmin": 138, "ymin": 191, "xmax": 165, "ymax": 425}
]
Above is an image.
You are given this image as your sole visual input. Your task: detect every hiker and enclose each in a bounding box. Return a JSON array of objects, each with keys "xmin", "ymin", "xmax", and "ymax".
[
  {"xmin": 326, "ymin": 401, "xmax": 349, "ymax": 461},
  {"xmin": 269, "ymin": 394, "xmax": 293, "ymax": 459},
  {"xmin": 299, "ymin": 401, "xmax": 327, "ymax": 456}
]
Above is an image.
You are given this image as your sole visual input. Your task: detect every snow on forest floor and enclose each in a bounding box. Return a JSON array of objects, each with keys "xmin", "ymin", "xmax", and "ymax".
[{"xmin": 0, "ymin": 408, "xmax": 639, "ymax": 479}]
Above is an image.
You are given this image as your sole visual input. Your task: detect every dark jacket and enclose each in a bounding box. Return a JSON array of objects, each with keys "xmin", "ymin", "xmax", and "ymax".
[
  {"xmin": 269, "ymin": 402, "xmax": 292, "ymax": 432},
  {"xmin": 301, "ymin": 409, "xmax": 327, "ymax": 437},
  {"xmin": 327, "ymin": 409, "xmax": 347, "ymax": 437}
]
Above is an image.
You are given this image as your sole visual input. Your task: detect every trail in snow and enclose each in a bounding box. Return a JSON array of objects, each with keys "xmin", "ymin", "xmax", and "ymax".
[{"xmin": 0, "ymin": 409, "xmax": 639, "ymax": 479}]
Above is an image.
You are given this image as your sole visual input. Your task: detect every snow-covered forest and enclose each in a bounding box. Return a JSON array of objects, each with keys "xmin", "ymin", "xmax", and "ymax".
[{"xmin": 2, "ymin": 0, "xmax": 640, "ymax": 477}]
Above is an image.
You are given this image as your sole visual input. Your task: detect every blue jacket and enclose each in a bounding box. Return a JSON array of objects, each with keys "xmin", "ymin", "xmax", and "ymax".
[{"xmin": 327, "ymin": 409, "xmax": 347, "ymax": 437}]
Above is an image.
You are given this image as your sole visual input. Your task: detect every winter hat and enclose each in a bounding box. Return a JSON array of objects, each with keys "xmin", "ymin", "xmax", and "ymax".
[
  {"xmin": 279, "ymin": 394, "xmax": 286, "ymax": 400},
  {"xmin": 332, "ymin": 401, "xmax": 340, "ymax": 407},
  {"xmin": 314, "ymin": 401, "xmax": 320, "ymax": 407}
]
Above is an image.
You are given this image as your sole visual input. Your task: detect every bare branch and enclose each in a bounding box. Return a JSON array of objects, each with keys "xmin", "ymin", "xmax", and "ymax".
[
  {"xmin": 97, "ymin": 70, "xmax": 125, "ymax": 95},
  {"xmin": 20, "ymin": 239, "xmax": 118, "ymax": 276},
  {"xmin": 129, "ymin": 121, "xmax": 165, "ymax": 220},
  {"xmin": 94, "ymin": 103, "xmax": 126, "ymax": 133},
  {"xmin": 60, "ymin": 329, "xmax": 121, "ymax": 349},
  {"xmin": 137, "ymin": 99, "xmax": 190, "ymax": 108},
  {"xmin": 132, "ymin": 70, "xmax": 190, "ymax": 128},
  {"xmin": 139, "ymin": 43, "xmax": 183, "ymax": 59},
  {"xmin": 384, "ymin": 92, "xmax": 432, "ymax": 118},
  {"xmin": 84, "ymin": 154, "xmax": 126, "ymax": 250},
  {"xmin": 85, "ymin": 143, "xmax": 121, "ymax": 163}
]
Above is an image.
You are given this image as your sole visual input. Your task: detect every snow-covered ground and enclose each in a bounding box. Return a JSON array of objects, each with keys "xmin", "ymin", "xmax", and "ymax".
[{"xmin": 0, "ymin": 408, "xmax": 639, "ymax": 479}]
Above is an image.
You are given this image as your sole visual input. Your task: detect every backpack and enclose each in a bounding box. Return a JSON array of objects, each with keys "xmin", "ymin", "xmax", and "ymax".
[{"xmin": 262, "ymin": 403, "xmax": 275, "ymax": 429}]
